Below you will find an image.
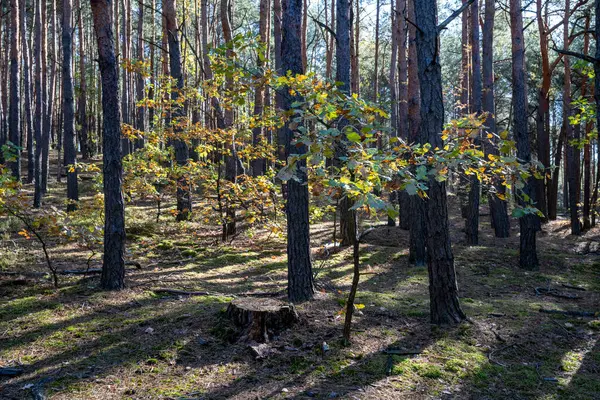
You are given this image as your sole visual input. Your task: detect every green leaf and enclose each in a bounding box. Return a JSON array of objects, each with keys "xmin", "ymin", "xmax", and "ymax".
[{"xmin": 346, "ymin": 131, "xmax": 361, "ymax": 143}]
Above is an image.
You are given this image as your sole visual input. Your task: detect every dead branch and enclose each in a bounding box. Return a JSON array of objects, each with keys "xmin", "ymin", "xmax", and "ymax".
[{"xmin": 539, "ymin": 308, "xmax": 597, "ymax": 317}]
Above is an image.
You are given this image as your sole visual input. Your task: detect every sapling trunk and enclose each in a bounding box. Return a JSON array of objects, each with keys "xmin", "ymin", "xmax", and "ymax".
[{"xmin": 343, "ymin": 230, "xmax": 360, "ymax": 344}]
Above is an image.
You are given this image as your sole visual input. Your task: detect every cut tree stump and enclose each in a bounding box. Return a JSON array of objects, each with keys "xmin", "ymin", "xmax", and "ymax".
[{"xmin": 227, "ymin": 297, "xmax": 299, "ymax": 343}]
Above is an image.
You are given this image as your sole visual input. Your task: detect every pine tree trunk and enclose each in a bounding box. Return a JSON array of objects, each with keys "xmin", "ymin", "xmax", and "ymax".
[
  {"xmin": 91, "ymin": 0, "xmax": 126, "ymax": 290},
  {"xmin": 511, "ymin": 0, "xmax": 539, "ymax": 269},
  {"xmin": 581, "ymin": 15, "xmax": 591, "ymax": 231},
  {"xmin": 63, "ymin": 0, "xmax": 79, "ymax": 211},
  {"xmin": 33, "ymin": 0, "xmax": 44, "ymax": 208},
  {"xmin": 414, "ymin": 0, "xmax": 466, "ymax": 324},
  {"xmin": 21, "ymin": 0, "xmax": 34, "ymax": 183},
  {"xmin": 164, "ymin": 0, "xmax": 193, "ymax": 222},
  {"xmin": 563, "ymin": 0, "xmax": 581, "ymax": 235},
  {"xmin": 135, "ymin": 0, "xmax": 146, "ymax": 149},
  {"xmin": 9, "ymin": 0, "xmax": 21, "ymax": 180},
  {"xmin": 465, "ymin": 0, "xmax": 481, "ymax": 245},
  {"xmin": 593, "ymin": 0, "xmax": 600, "ymax": 227},
  {"xmin": 251, "ymin": 0, "xmax": 270, "ymax": 176},
  {"xmin": 77, "ymin": 0, "xmax": 90, "ymax": 159},
  {"xmin": 282, "ymin": 0, "xmax": 314, "ymax": 302},
  {"xmin": 397, "ymin": 0, "xmax": 410, "ymax": 230},
  {"xmin": 407, "ymin": 0, "xmax": 426, "ymax": 266},
  {"xmin": 221, "ymin": 0, "xmax": 244, "ymax": 236},
  {"xmin": 483, "ymin": 0, "xmax": 509, "ymax": 238},
  {"xmin": 535, "ymin": 0, "xmax": 550, "ymax": 221},
  {"xmin": 335, "ymin": 0, "xmax": 357, "ymax": 246}
]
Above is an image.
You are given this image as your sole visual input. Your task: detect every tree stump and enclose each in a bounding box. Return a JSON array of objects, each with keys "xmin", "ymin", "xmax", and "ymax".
[{"xmin": 227, "ymin": 297, "xmax": 299, "ymax": 343}]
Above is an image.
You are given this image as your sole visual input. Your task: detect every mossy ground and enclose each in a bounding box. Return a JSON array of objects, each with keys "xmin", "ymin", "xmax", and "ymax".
[{"xmin": 1, "ymin": 167, "xmax": 599, "ymax": 399}]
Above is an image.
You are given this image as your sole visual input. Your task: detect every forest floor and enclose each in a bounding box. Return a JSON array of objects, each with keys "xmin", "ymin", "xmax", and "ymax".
[{"xmin": 1, "ymin": 156, "xmax": 600, "ymax": 399}]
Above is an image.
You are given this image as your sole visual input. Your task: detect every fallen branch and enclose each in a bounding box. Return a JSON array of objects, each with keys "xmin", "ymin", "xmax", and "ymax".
[
  {"xmin": 153, "ymin": 288, "xmax": 211, "ymax": 296},
  {"xmin": 0, "ymin": 265, "xmax": 141, "ymax": 278},
  {"xmin": 539, "ymin": 308, "xmax": 597, "ymax": 317},
  {"xmin": 561, "ymin": 283, "xmax": 586, "ymax": 291},
  {"xmin": 384, "ymin": 349, "xmax": 422, "ymax": 355},
  {"xmin": 534, "ymin": 287, "xmax": 580, "ymax": 300},
  {"xmin": 144, "ymin": 259, "xmax": 190, "ymax": 269},
  {"xmin": 0, "ymin": 367, "xmax": 23, "ymax": 376},
  {"xmin": 152, "ymin": 288, "xmax": 284, "ymax": 298},
  {"xmin": 488, "ymin": 343, "xmax": 519, "ymax": 367}
]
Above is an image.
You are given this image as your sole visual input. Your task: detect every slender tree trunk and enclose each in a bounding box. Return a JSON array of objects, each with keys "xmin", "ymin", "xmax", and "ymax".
[
  {"xmin": 336, "ymin": 0, "xmax": 356, "ymax": 246},
  {"xmin": 9, "ymin": 0, "xmax": 21, "ymax": 179},
  {"xmin": 582, "ymin": 15, "xmax": 591, "ymax": 230},
  {"xmin": 389, "ymin": 0, "xmax": 398, "ymax": 140},
  {"xmin": 397, "ymin": 0, "xmax": 410, "ymax": 230},
  {"xmin": 251, "ymin": 0, "xmax": 270, "ymax": 176},
  {"xmin": 414, "ymin": 0, "xmax": 466, "ymax": 324},
  {"xmin": 91, "ymin": 0, "xmax": 126, "ymax": 290},
  {"xmin": 33, "ymin": 0, "xmax": 44, "ymax": 208},
  {"xmin": 407, "ymin": 0, "xmax": 425, "ymax": 266},
  {"xmin": 325, "ymin": 0, "xmax": 334, "ymax": 79},
  {"xmin": 510, "ymin": 0, "xmax": 539, "ymax": 269},
  {"xmin": 457, "ymin": 1, "xmax": 470, "ymax": 219},
  {"xmin": 120, "ymin": 0, "xmax": 130, "ymax": 156},
  {"xmin": 0, "ymin": 15, "xmax": 6, "ymax": 154},
  {"xmin": 563, "ymin": 0, "xmax": 580, "ymax": 235},
  {"xmin": 221, "ymin": 0, "xmax": 245, "ymax": 236},
  {"xmin": 465, "ymin": 0, "xmax": 481, "ymax": 245},
  {"xmin": 63, "ymin": 0, "xmax": 79, "ymax": 211},
  {"xmin": 135, "ymin": 0, "xmax": 145, "ymax": 149},
  {"xmin": 594, "ymin": 0, "xmax": 600, "ymax": 227},
  {"xmin": 535, "ymin": 0, "xmax": 550, "ymax": 221},
  {"xmin": 282, "ymin": 0, "xmax": 314, "ymax": 302},
  {"xmin": 77, "ymin": 0, "xmax": 90, "ymax": 159},
  {"xmin": 42, "ymin": 0, "xmax": 57, "ymax": 194},
  {"xmin": 164, "ymin": 0, "xmax": 193, "ymax": 221},
  {"xmin": 483, "ymin": 0, "xmax": 509, "ymax": 237},
  {"xmin": 21, "ymin": 0, "xmax": 34, "ymax": 183},
  {"xmin": 372, "ymin": 0, "xmax": 380, "ymax": 101}
]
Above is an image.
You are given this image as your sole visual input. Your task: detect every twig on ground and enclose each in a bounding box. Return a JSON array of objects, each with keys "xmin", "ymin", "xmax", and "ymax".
[
  {"xmin": 488, "ymin": 343, "xmax": 518, "ymax": 367},
  {"xmin": 561, "ymin": 283, "xmax": 586, "ymax": 291},
  {"xmin": 533, "ymin": 286, "xmax": 581, "ymax": 299},
  {"xmin": 153, "ymin": 288, "xmax": 211, "ymax": 296},
  {"xmin": 0, "ymin": 367, "xmax": 23, "ymax": 376},
  {"xmin": 539, "ymin": 308, "xmax": 597, "ymax": 317}
]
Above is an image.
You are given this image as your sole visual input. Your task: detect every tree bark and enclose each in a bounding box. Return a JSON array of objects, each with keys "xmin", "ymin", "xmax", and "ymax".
[
  {"xmin": 282, "ymin": 0, "xmax": 314, "ymax": 302},
  {"xmin": 33, "ymin": 0, "xmax": 45, "ymax": 207},
  {"xmin": 582, "ymin": 14, "xmax": 591, "ymax": 230},
  {"xmin": 407, "ymin": 0, "xmax": 425, "ymax": 266},
  {"xmin": 77, "ymin": 0, "xmax": 91, "ymax": 159},
  {"xmin": 21, "ymin": 0, "xmax": 34, "ymax": 183},
  {"xmin": 164, "ymin": 0, "xmax": 193, "ymax": 222},
  {"xmin": 135, "ymin": 0, "xmax": 145, "ymax": 149},
  {"xmin": 63, "ymin": 0, "xmax": 79, "ymax": 211},
  {"xmin": 251, "ymin": 0, "xmax": 271, "ymax": 176},
  {"xmin": 91, "ymin": 0, "xmax": 127, "ymax": 290},
  {"xmin": 465, "ymin": 0, "xmax": 481, "ymax": 245},
  {"xmin": 398, "ymin": 0, "xmax": 411, "ymax": 230},
  {"xmin": 563, "ymin": 0, "xmax": 581, "ymax": 235},
  {"xmin": 9, "ymin": 0, "xmax": 21, "ymax": 180},
  {"xmin": 221, "ymin": 0, "xmax": 245, "ymax": 237},
  {"xmin": 510, "ymin": 0, "xmax": 539, "ymax": 269},
  {"xmin": 42, "ymin": 0, "xmax": 57, "ymax": 194},
  {"xmin": 483, "ymin": 0, "xmax": 509, "ymax": 237},
  {"xmin": 594, "ymin": 0, "xmax": 600, "ymax": 227},
  {"xmin": 336, "ymin": 0, "xmax": 357, "ymax": 246},
  {"xmin": 414, "ymin": 0, "xmax": 466, "ymax": 324}
]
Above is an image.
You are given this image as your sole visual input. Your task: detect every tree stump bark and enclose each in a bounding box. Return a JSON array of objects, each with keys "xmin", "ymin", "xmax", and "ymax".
[{"xmin": 227, "ymin": 297, "xmax": 299, "ymax": 342}]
